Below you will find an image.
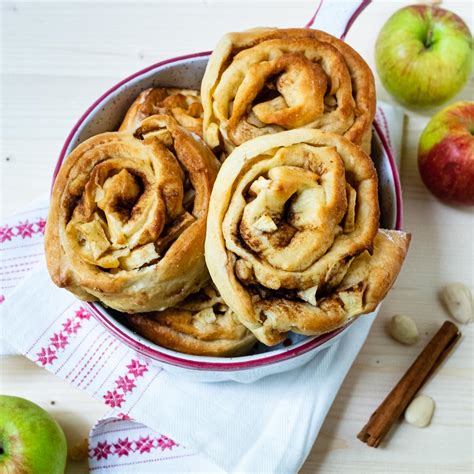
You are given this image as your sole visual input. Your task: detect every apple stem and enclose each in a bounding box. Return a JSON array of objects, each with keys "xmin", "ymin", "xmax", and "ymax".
[{"xmin": 424, "ymin": 26, "xmax": 433, "ymax": 49}]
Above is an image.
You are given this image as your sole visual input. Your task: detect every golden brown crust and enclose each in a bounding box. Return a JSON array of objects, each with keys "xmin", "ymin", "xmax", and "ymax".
[
  {"xmin": 205, "ymin": 129, "xmax": 408, "ymax": 345},
  {"xmin": 254, "ymin": 230, "xmax": 411, "ymax": 342},
  {"xmin": 120, "ymin": 88, "xmax": 204, "ymax": 137},
  {"xmin": 45, "ymin": 115, "xmax": 219, "ymax": 313},
  {"xmin": 125, "ymin": 286, "xmax": 256, "ymax": 357},
  {"xmin": 201, "ymin": 27, "xmax": 375, "ymax": 157}
]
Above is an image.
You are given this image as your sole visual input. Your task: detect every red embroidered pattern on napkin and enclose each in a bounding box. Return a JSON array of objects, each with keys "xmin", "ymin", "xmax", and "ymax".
[{"xmin": 0, "ymin": 199, "xmax": 199, "ymax": 471}]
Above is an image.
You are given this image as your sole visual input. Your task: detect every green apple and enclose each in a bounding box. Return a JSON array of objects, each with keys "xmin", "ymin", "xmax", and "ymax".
[
  {"xmin": 375, "ymin": 5, "xmax": 473, "ymax": 108},
  {"xmin": 0, "ymin": 395, "xmax": 67, "ymax": 474},
  {"xmin": 418, "ymin": 101, "xmax": 474, "ymax": 205}
]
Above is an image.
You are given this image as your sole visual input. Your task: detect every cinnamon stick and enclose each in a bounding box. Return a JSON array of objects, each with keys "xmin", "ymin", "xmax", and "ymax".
[{"xmin": 358, "ymin": 320, "xmax": 460, "ymax": 447}]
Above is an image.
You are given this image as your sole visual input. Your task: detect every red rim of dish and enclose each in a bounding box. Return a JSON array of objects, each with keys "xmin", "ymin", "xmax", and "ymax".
[
  {"xmin": 86, "ymin": 301, "xmax": 348, "ymax": 371},
  {"xmin": 53, "ymin": 51, "xmax": 404, "ymax": 371}
]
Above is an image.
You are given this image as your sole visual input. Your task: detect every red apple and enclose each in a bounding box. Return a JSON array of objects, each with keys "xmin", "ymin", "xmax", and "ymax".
[{"xmin": 418, "ymin": 101, "xmax": 474, "ymax": 205}]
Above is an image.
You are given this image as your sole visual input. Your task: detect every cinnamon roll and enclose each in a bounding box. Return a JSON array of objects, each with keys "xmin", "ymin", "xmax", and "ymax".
[
  {"xmin": 46, "ymin": 115, "xmax": 218, "ymax": 313},
  {"xmin": 126, "ymin": 285, "xmax": 256, "ymax": 357},
  {"xmin": 201, "ymin": 28, "xmax": 375, "ymax": 157},
  {"xmin": 205, "ymin": 129, "xmax": 410, "ymax": 345},
  {"xmin": 120, "ymin": 88, "xmax": 204, "ymax": 137}
]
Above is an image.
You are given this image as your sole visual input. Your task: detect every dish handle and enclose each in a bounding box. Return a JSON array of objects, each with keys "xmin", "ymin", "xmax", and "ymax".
[{"xmin": 305, "ymin": 0, "xmax": 372, "ymax": 40}]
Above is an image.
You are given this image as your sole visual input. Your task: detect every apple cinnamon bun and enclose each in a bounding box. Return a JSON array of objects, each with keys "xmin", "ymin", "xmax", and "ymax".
[
  {"xmin": 202, "ymin": 28, "xmax": 375, "ymax": 157},
  {"xmin": 205, "ymin": 129, "xmax": 409, "ymax": 345},
  {"xmin": 120, "ymin": 88, "xmax": 204, "ymax": 137},
  {"xmin": 126, "ymin": 285, "xmax": 256, "ymax": 357},
  {"xmin": 46, "ymin": 115, "xmax": 218, "ymax": 313}
]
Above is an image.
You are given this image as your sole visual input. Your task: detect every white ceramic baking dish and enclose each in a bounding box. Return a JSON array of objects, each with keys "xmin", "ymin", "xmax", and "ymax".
[{"xmin": 52, "ymin": 0, "xmax": 403, "ymax": 383}]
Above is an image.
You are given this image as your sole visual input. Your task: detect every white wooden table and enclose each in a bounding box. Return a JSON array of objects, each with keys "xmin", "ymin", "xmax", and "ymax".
[{"xmin": 1, "ymin": 1, "xmax": 473, "ymax": 472}]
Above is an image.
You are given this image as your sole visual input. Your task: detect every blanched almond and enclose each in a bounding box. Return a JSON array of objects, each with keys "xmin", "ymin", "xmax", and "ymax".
[
  {"xmin": 439, "ymin": 282, "xmax": 473, "ymax": 325},
  {"xmin": 390, "ymin": 314, "xmax": 419, "ymax": 345},
  {"xmin": 404, "ymin": 395, "xmax": 435, "ymax": 428}
]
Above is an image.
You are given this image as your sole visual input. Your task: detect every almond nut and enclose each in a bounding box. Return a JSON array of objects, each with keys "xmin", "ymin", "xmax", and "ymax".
[
  {"xmin": 389, "ymin": 314, "xmax": 419, "ymax": 345},
  {"xmin": 439, "ymin": 282, "xmax": 473, "ymax": 324},
  {"xmin": 404, "ymin": 395, "xmax": 435, "ymax": 428}
]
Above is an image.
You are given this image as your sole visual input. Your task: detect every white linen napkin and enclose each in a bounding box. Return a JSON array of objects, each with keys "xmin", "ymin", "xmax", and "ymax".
[{"xmin": 0, "ymin": 102, "xmax": 404, "ymax": 472}]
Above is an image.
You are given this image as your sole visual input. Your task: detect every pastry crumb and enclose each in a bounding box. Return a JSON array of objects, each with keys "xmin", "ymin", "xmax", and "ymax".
[{"xmin": 68, "ymin": 438, "xmax": 89, "ymax": 462}]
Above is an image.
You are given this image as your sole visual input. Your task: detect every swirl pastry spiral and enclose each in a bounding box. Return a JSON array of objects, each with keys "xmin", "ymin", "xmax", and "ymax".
[
  {"xmin": 120, "ymin": 88, "xmax": 204, "ymax": 137},
  {"xmin": 205, "ymin": 129, "xmax": 410, "ymax": 345},
  {"xmin": 126, "ymin": 285, "xmax": 256, "ymax": 356},
  {"xmin": 202, "ymin": 28, "xmax": 376, "ymax": 157},
  {"xmin": 46, "ymin": 115, "xmax": 218, "ymax": 313}
]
